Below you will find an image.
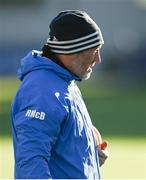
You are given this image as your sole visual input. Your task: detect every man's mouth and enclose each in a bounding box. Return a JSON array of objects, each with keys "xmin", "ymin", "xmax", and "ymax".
[
  {"xmin": 87, "ymin": 66, "xmax": 93, "ymax": 73},
  {"xmin": 91, "ymin": 62, "xmax": 96, "ymax": 67}
]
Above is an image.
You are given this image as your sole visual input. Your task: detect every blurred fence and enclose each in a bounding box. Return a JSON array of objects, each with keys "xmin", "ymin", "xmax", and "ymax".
[{"xmin": 0, "ymin": 0, "xmax": 146, "ymax": 78}]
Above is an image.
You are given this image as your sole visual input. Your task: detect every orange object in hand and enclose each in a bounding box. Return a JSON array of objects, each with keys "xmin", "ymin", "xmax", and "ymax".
[
  {"xmin": 93, "ymin": 126, "xmax": 107, "ymax": 150},
  {"xmin": 93, "ymin": 126, "xmax": 108, "ymax": 166}
]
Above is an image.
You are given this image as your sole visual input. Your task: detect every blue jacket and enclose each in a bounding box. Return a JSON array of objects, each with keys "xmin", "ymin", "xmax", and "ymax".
[{"xmin": 11, "ymin": 50, "xmax": 100, "ymax": 179}]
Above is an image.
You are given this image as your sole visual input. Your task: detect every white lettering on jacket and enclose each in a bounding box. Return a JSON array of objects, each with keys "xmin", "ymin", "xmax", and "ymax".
[{"xmin": 25, "ymin": 109, "xmax": 45, "ymax": 120}]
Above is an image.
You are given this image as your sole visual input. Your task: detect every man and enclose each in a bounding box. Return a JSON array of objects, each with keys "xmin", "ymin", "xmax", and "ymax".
[{"xmin": 11, "ymin": 10, "xmax": 108, "ymax": 179}]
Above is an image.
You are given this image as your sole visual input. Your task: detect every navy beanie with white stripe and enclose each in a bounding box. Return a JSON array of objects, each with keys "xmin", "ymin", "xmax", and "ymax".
[{"xmin": 46, "ymin": 10, "xmax": 104, "ymax": 54}]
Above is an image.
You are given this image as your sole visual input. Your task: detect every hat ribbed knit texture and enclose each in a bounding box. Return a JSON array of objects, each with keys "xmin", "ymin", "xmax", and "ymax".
[{"xmin": 47, "ymin": 10, "xmax": 104, "ymax": 54}]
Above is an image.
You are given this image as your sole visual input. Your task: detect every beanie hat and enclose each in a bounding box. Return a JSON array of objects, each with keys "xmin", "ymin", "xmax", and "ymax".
[{"xmin": 46, "ymin": 10, "xmax": 104, "ymax": 54}]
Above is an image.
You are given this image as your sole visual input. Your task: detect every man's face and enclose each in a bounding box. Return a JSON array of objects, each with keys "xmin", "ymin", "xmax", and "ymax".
[{"xmin": 70, "ymin": 47, "xmax": 101, "ymax": 80}]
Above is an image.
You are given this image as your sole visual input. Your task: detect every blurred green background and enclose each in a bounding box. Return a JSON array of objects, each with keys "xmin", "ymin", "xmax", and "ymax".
[{"xmin": 0, "ymin": 0, "xmax": 146, "ymax": 179}]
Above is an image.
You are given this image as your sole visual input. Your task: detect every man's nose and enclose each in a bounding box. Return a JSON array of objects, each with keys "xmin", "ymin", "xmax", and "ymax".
[{"xmin": 95, "ymin": 51, "xmax": 101, "ymax": 64}]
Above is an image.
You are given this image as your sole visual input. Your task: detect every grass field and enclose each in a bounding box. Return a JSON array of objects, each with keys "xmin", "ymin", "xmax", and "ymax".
[
  {"xmin": 1, "ymin": 137, "xmax": 146, "ymax": 179},
  {"xmin": 0, "ymin": 76, "xmax": 146, "ymax": 179}
]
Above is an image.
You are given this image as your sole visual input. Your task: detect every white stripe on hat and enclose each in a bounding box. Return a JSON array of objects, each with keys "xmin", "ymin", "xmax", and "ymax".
[
  {"xmin": 47, "ymin": 31, "xmax": 99, "ymax": 45},
  {"xmin": 48, "ymin": 37, "xmax": 101, "ymax": 49},
  {"xmin": 49, "ymin": 41, "xmax": 103, "ymax": 54}
]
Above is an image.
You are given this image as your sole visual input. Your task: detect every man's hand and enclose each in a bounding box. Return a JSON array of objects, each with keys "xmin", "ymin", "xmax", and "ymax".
[
  {"xmin": 98, "ymin": 141, "xmax": 108, "ymax": 167},
  {"xmin": 93, "ymin": 126, "xmax": 108, "ymax": 167}
]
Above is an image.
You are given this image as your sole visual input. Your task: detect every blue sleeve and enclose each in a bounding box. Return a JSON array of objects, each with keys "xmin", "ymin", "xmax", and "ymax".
[{"xmin": 13, "ymin": 93, "xmax": 68, "ymax": 179}]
